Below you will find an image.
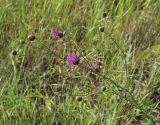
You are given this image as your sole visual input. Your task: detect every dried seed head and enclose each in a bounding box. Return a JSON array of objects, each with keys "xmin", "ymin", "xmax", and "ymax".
[
  {"xmin": 99, "ymin": 27, "xmax": 105, "ymax": 32},
  {"xmin": 76, "ymin": 96, "xmax": 83, "ymax": 102},
  {"xmin": 102, "ymin": 12, "xmax": 108, "ymax": 18},
  {"xmin": 28, "ymin": 34, "xmax": 36, "ymax": 41},
  {"xmin": 12, "ymin": 50, "xmax": 17, "ymax": 56}
]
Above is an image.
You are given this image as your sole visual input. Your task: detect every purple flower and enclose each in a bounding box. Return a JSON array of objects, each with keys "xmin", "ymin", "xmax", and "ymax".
[
  {"xmin": 52, "ymin": 29, "xmax": 63, "ymax": 38},
  {"xmin": 67, "ymin": 52, "xmax": 80, "ymax": 65},
  {"xmin": 92, "ymin": 63, "xmax": 100, "ymax": 71}
]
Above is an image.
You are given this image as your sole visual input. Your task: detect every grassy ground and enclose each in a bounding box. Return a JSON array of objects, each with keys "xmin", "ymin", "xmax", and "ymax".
[{"xmin": 0, "ymin": 0, "xmax": 160, "ymax": 125}]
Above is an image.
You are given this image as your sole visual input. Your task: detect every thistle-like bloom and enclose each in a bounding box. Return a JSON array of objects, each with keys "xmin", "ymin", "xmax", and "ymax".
[
  {"xmin": 92, "ymin": 63, "xmax": 100, "ymax": 71},
  {"xmin": 52, "ymin": 29, "xmax": 63, "ymax": 38},
  {"xmin": 67, "ymin": 52, "xmax": 80, "ymax": 65}
]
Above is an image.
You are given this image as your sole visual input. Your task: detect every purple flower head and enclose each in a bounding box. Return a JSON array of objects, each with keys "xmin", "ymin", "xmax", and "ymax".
[
  {"xmin": 92, "ymin": 63, "xmax": 100, "ymax": 71},
  {"xmin": 67, "ymin": 52, "xmax": 80, "ymax": 65},
  {"xmin": 52, "ymin": 29, "xmax": 63, "ymax": 38}
]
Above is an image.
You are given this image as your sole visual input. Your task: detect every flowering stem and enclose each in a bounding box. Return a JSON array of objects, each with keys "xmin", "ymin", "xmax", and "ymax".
[{"xmin": 104, "ymin": 32, "xmax": 133, "ymax": 91}]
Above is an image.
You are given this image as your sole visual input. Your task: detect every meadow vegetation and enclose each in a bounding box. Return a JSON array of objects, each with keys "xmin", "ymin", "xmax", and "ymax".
[{"xmin": 0, "ymin": 0, "xmax": 160, "ymax": 124}]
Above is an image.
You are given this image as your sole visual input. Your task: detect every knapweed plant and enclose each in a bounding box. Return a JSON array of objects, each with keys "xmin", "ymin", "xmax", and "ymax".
[{"xmin": 0, "ymin": 0, "xmax": 160, "ymax": 125}]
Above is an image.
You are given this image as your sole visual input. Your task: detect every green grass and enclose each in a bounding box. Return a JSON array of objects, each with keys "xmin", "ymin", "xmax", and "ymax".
[{"xmin": 0, "ymin": 0, "xmax": 160, "ymax": 125}]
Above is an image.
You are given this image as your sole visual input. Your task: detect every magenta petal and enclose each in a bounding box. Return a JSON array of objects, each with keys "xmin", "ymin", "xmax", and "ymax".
[
  {"xmin": 52, "ymin": 28, "xmax": 61, "ymax": 38},
  {"xmin": 67, "ymin": 52, "xmax": 80, "ymax": 65},
  {"xmin": 92, "ymin": 63, "xmax": 99, "ymax": 71}
]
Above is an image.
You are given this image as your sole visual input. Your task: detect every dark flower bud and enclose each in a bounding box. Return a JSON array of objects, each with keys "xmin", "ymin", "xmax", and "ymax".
[
  {"xmin": 28, "ymin": 34, "xmax": 35, "ymax": 41},
  {"xmin": 58, "ymin": 32, "xmax": 63, "ymax": 38},
  {"xmin": 12, "ymin": 50, "xmax": 17, "ymax": 56},
  {"xmin": 20, "ymin": 39, "xmax": 25, "ymax": 44},
  {"xmin": 101, "ymin": 86, "xmax": 106, "ymax": 92},
  {"xmin": 76, "ymin": 96, "xmax": 83, "ymax": 101},
  {"xmin": 102, "ymin": 12, "xmax": 108, "ymax": 18},
  {"xmin": 99, "ymin": 27, "xmax": 105, "ymax": 32}
]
